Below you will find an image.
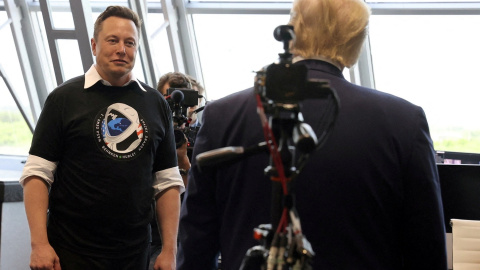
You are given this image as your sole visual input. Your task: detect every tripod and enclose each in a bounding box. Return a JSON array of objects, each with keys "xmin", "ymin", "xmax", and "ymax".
[{"xmin": 196, "ymin": 25, "xmax": 340, "ymax": 270}]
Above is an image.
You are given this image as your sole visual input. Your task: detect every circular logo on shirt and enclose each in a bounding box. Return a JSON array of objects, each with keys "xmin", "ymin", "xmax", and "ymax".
[{"xmin": 93, "ymin": 103, "xmax": 149, "ymax": 160}]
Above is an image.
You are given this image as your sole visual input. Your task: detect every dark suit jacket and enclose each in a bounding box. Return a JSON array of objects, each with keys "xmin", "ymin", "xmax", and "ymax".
[{"xmin": 177, "ymin": 59, "xmax": 447, "ymax": 269}]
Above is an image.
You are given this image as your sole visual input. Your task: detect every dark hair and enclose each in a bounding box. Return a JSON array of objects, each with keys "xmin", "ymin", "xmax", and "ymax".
[
  {"xmin": 157, "ymin": 72, "xmax": 192, "ymax": 95},
  {"xmin": 93, "ymin": 6, "xmax": 142, "ymax": 41}
]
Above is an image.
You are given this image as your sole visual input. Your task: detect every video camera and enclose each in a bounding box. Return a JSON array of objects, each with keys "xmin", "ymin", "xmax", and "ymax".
[
  {"xmin": 255, "ymin": 25, "xmax": 334, "ymax": 110},
  {"xmin": 165, "ymin": 88, "xmax": 203, "ymax": 150},
  {"xmin": 195, "ymin": 25, "xmax": 340, "ymax": 270},
  {"xmin": 242, "ymin": 25, "xmax": 339, "ymax": 270},
  {"xmin": 167, "ymin": 88, "xmax": 199, "ymax": 108}
]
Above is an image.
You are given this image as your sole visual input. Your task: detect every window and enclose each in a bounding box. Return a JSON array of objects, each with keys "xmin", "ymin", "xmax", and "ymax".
[
  {"xmin": 2, "ymin": 1, "xmax": 480, "ymax": 155},
  {"xmin": 146, "ymin": 12, "xmax": 174, "ymax": 80},
  {"xmin": 57, "ymin": 39, "xmax": 84, "ymax": 81},
  {"xmin": 366, "ymin": 0, "xmax": 480, "ymax": 2},
  {"xmin": 193, "ymin": 14, "xmax": 290, "ymax": 101},
  {"xmin": 369, "ymin": 14, "xmax": 480, "ymax": 153},
  {"xmin": 0, "ymin": 11, "xmax": 33, "ymax": 155}
]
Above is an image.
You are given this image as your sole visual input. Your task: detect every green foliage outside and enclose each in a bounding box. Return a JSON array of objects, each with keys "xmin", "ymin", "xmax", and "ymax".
[
  {"xmin": 0, "ymin": 110, "xmax": 32, "ymax": 156},
  {"xmin": 432, "ymin": 127, "xmax": 480, "ymax": 154}
]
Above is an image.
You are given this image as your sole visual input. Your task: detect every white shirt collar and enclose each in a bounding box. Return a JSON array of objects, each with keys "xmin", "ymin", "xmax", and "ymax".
[
  {"xmin": 292, "ymin": 55, "xmax": 344, "ymax": 71},
  {"xmin": 84, "ymin": 64, "xmax": 146, "ymax": 92}
]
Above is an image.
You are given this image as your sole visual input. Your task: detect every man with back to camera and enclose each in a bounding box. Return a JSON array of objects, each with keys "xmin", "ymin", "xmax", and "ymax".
[
  {"xmin": 20, "ymin": 6, "xmax": 184, "ymax": 270},
  {"xmin": 177, "ymin": 0, "xmax": 448, "ymax": 269}
]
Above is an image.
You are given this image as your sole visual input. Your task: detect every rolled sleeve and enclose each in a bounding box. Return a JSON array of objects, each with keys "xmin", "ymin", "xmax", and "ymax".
[
  {"xmin": 19, "ymin": 155, "xmax": 58, "ymax": 187},
  {"xmin": 153, "ymin": 167, "xmax": 185, "ymax": 197}
]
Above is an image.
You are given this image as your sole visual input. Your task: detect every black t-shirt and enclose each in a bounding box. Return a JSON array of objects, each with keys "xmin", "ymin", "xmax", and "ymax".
[{"xmin": 29, "ymin": 76, "xmax": 177, "ymax": 258}]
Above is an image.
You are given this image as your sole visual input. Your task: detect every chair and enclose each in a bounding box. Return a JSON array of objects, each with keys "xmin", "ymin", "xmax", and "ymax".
[{"xmin": 451, "ymin": 219, "xmax": 480, "ymax": 270}]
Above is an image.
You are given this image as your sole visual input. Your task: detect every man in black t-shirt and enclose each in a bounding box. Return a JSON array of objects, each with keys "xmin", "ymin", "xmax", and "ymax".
[{"xmin": 20, "ymin": 6, "xmax": 184, "ymax": 270}]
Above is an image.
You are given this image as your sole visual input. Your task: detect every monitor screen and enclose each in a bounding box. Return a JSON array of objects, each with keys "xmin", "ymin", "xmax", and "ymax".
[{"xmin": 438, "ymin": 164, "xmax": 480, "ymax": 233}]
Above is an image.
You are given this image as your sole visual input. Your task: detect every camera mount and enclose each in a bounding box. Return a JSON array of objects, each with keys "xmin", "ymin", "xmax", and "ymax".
[{"xmin": 196, "ymin": 25, "xmax": 340, "ymax": 270}]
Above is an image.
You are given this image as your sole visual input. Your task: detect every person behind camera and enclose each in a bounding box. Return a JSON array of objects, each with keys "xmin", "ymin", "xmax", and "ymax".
[
  {"xmin": 148, "ymin": 72, "xmax": 204, "ymax": 269},
  {"xmin": 177, "ymin": 0, "xmax": 448, "ymax": 269},
  {"xmin": 156, "ymin": 71, "xmax": 197, "ymax": 184},
  {"xmin": 157, "ymin": 72, "xmax": 191, "ymax": 96},
  {"xmin": 20, "ymin": 5, "xmax": 184, "ymax": 270},
  {"xmin": 157, "ymin": 72, "xmax": 205, "ymax": 129}
]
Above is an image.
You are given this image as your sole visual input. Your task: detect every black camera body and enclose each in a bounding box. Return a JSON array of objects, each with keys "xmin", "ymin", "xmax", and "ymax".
[
  {"xmin": 263, "ymin": 64, "xmax": 333, "ymax": 103},
  {"xmin": 255, "ymin": 25, "xmax": 334, "ymax": 110},
  {"xmin": 166, "ymin": 88, "xmax": 201, "ymax": 151},
  {"xmin": 174, "ymin": 126, "xmax": 200, "ymax": 149},
  {"xmin": 167, "ymin": 88, "xmax": 199, "ymax": 108}
]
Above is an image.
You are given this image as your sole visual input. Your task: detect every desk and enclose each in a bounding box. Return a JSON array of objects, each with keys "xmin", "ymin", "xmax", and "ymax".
[{"xmin": 0, "ymin": 155, "xmax": 30, "ymax": 269}]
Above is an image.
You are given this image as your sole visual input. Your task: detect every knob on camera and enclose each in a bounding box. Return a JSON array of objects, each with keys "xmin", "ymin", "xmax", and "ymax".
[{"xmin": 274, "ymin": 25, "xmax": 295, "ymax": 53}]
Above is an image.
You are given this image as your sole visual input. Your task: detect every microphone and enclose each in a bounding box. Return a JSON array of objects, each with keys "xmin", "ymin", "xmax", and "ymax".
[
  {"xmin": 171, "ymin": 90, "xmax": 184, "ymax": 103},
  {"xmin": 196, "ymin": 141, "xmax": 268, "ymax": 170},
  {"xmin": 193, "ymin": 106, "xmax": 205, "ymax": 114},
  {"xmin": 274, "ymin": 25, "xmax": 295, "ymax": 42},
  {"xmin": 170, "ymin": 90, "xmax": 185, "ymax": 123}
]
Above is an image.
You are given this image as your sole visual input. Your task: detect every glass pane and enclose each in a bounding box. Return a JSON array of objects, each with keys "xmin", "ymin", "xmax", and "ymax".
[
  {"xmin": 133, "ymin": 52, "xmax": 146, "ymax": 83},
  {"xmin": 31, "ymin": 11, "xmax": 57, "ymax": 91},
  {"xmin": 57, "ymin": 39, "xmax": 84, "ymax": 81},
  {"xmin": 147, "ymin": 13, "xmax": 173, "ymax": 80},
  {"xmin": 369, "ymin": 15, "xmax": 480, "ymax": 153},
  {"xmin": 0, "ymin": 11, "xmax": 33, "ymax": 155},
  {"xmin": 0, "ymin": 79, "xmax": 33, "ymax": 156},
  {"xmin": 190, "ymin": 0, "xmax": 292, "ymax": 2},
  {"xmin": 51, "ymin": 7, "xmax": 75, "ymax": 29},
  {"xmin": 0, "ymin": 13, "xmax": 31, "ymax": 115},
  {"xmin": 193, "ymin": 14, "xmax": 290, "ymax": 101},
  {"xmin": 343, "ymin": 68, "xmax": 351, "ymax": 82},
  {"xmin": 366, "ymin": 0, "xmax": 479, "ymax": 2}
]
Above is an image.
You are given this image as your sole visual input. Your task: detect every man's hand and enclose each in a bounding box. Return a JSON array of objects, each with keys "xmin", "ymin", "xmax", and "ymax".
[
  {"xmin": 153, "ymin": 247, "xmax": 176, "ymax": 270},
  {"xmin": 177, "ymin": 137, "xmax": 190, "ymax": 187},
  {"xmin": 176, "ymin": 136, "xmax": 188, "ymax": 161},
  {"xmin": 29, "ymin": 243, "xmax": 61, "ymax": 270}
]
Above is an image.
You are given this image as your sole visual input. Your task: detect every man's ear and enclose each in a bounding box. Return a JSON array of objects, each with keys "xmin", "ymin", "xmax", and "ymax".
[{"xmin": 91, "ymin": 38, "xmax": 97, "ymax": 56}]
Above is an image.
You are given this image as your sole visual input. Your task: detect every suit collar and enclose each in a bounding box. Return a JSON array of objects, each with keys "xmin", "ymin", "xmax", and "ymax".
[{"xmin": 294, "ymin": 59, "xmax": 345, "ymax": 79}]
